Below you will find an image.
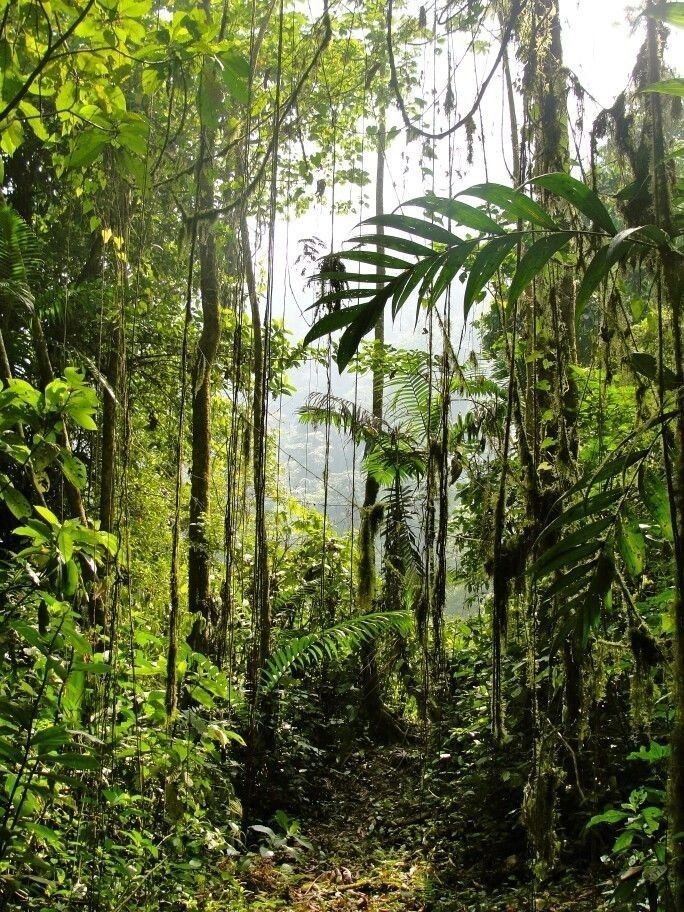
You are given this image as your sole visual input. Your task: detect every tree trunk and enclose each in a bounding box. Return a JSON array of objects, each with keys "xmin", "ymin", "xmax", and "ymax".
[
  {"xmin": 187, "ymin": 138, "xmax": 221, "ymax": 657},
  {"xmin": 239, "ymin": 212, "xmax": 270, "ymax": 679},
  {"xmin": 643, "ymin": 5, "xmax": 684, "ymax": 903},
  {"xmin": 358, "ymin": 115, "xmax": 400, "ymax": 738}
]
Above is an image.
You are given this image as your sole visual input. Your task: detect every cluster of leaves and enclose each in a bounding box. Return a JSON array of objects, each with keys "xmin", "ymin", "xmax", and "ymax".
[
  {"xmin": 304, "ymin": 172, "xmax": 674, "ymax": 370},
  {"xmin": 0, "ymin": 374, "xmax": 250, "ymax": 908}
]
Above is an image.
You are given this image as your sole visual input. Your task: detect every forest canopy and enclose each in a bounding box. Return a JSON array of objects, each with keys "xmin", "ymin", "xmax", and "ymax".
[{"xmin": 0, "ymin": 0, "xmax": 683, "ymax": 910}]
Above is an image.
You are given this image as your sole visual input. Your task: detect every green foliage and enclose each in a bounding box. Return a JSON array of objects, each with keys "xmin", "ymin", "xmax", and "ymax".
[
  {"xmin": 305, "ymin": 174, "xmax": 673, "ymax": 371},
  {"xmin": 586, "ymin": 747, "xmax": 670, "ymax": 908},
  {"xmin": 262, "ymin": 610, "xmax": 412, "ymax": 693}
]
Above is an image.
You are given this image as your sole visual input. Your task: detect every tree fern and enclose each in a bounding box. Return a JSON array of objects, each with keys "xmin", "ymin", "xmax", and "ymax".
[
  {"xmin": 0, "ymin": 204, "xmax": 42, "ymax": 311},
  {"xmin": 261, "ymin": 610, "xmax": 412, "ymax": 693}
]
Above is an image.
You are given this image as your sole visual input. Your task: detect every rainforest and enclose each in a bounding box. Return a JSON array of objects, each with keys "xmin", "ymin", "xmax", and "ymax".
[{"xmin": 0, "ymin": 0, "xmax": 683, "ymax": 909}]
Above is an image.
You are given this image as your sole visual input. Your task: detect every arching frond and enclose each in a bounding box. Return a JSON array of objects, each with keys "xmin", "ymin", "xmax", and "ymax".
[
  {"xmin": 261, "ymin": 610, "xmax": 412, "ymax": 693},
  {"xmin": 0, "ymin": 204, "xmax": 43, "ymax": 311},
  {"xmin": 298, "ymin": 392, "xmax": 383, "ymax": 443},
  {"xmin": 387, "ymin": 369, "xmax": 440, "ymax": 439},
  {"xmin": 363, "ymin": 436, "xmax": 426, "ymax": 485}
]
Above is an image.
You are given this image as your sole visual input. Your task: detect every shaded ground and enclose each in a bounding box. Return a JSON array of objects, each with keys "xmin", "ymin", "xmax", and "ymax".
[{"xmin": 222, "ymin": 742, "xmax": 609, "ymax": 911}]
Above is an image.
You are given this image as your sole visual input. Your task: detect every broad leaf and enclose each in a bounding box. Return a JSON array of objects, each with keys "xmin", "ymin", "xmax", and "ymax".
[
  {"xmin": 507, "ymin": 231, "xmax": 573, "ymax": 311},
  {"xmin": 407, "ymin": 195, "xmax": 505, "ymax": 234},
  {"xmin": 463, "ymin": 236, "xmax": 519, "ymax": 320},
  {"xmin": 337, "ymin": 284, "xmax": 395, "ymax": 371},
  {"xmin": 430, "ymin": 241, "xmax": 479, "ymax": 304},
  {"xmin": 644, "ymin": 78, "xmax": 684, "ymax": 97},
  {"xmin": 638, "ymin": 466, "xmax": 674, "ymax": 540},
  {"xmin": 340, "ymin": 249, "xmax": 411, "ymax": 270},
  {"xmin": 617, "ymin": 514, "xmax": 646, "ymax": 578},
  {"xmin": 363, "ymin": 213, "xmax": 461, "ymax": 247},
  {"xmin": 576, "ymin": 244, "xmax": 611, "ymax": 317},
  {"xmin": 459, "ymin": 183, "xmax": 558, "ymax": 230},
  {"xmin": 350, "ymin": 234, "xmax": 435, "ymax": 258},
  {"xmin": 532, "ymin": 172, "xmax": 617, "ymax": 235},
  {"xmin": 303, "ymin": 303, "xmax": 369, "ymax": 346},
  {"xmin": 628, "ymin": 351, "xmax": 679, "ymax": 390}
]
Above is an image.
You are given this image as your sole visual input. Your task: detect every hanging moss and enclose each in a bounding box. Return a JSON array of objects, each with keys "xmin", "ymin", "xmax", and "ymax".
[{"xmin": 629, "ymin": 625, "xmax": 664, "ymax": 735}]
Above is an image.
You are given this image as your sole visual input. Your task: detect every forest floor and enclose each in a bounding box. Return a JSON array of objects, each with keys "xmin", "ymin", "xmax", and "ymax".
[{"xmin": 219, "ymin": 740, "xmax": 611, "ymax": 912}]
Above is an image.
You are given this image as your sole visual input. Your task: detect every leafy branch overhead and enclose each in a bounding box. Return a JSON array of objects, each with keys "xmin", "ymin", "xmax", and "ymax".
[{"xmin": 305, "ymin": 172, "xmax": 677, "ymax": 372}]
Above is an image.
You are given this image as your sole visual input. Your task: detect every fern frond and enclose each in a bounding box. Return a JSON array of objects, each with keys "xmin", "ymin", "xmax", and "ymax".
[
  {"xmin": 298, "ymin": 392, "xmax": 383, "ymax": 442},
  {"xmin": 382, "ymin": 481, "xmax": 423, "ymax": 609},
  {"xmin": 0, "ymin": 204, "xmax": 43, "ymax": 311},
  {"xmin": 261, "ymin": 610, "xmax": 412, "ymax": 693},
  {"xmin": 363, "ymin": 437, "xmax": 425, "ymax": 485}
]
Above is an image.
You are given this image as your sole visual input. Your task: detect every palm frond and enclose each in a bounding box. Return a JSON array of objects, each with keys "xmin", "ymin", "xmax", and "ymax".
[
  {"xmin": 363, "ymin": 436, "xmax": 426, "ymax": 485},
  {"xmin": 261, "ymin": 610, "xmax": 412, "ymax": 693},
  {"xmin": 0, "ymin": 204, "xmax": 43, "ymax": 311},
  {"xmin": 387, "ymin": 369, "xmax": 440, "ymax": 439},
  {"xmin": 298, "ymin": 392, "xmax": 383, "ymax": 442}
]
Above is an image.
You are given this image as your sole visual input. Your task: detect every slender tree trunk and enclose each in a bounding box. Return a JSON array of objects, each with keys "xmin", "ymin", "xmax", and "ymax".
[
  {"xmin": 358, "ymin": 114, "xmax": 399, "ymax": 736},
  {"xmin": 187, "ymin": 189, "xmax": 221, "ymax": 656},
  {"xmin": 643, "ymin": 5, "xmax": 684, "ymax": 903},
  {"xmin": 99, "ymin": 181, "xmax": 129, "ymax": 542},
  {"xmin": 99, "ymin": 320, "xmax": 122, "ymax": 537},
  {"xmin": 186, "ymin": 5, "xmax": 223, "ymax": 654},
  {"xmin": 239, "ymin": 212, "xmax": 270, "ymax": 678}
]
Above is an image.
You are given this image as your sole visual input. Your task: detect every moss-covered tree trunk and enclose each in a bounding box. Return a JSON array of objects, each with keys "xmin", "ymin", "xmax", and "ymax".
[
  {"xmin": 187, "ymin": 26, "xmax": 222, "ymax": 656},
  {"xmin": 642, "ymin": 5, "xmax": 684, "ymax": 903},
  {"xmin": 358, "ymin": 115, "xmax": 398, "ymax": 736},
  {"xmin": 517, "ymin": 0, "xmax": 580, "ymax": 875}
]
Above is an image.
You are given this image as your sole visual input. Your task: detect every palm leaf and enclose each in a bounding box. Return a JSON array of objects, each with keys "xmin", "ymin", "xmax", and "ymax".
[{"xmin": 261, "ymin": 610, "xmax": 412, "ymax": 693}]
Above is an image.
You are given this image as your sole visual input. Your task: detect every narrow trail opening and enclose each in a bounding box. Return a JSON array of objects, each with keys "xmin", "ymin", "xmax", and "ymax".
[{"xmin": 225, "ymin": 741, "xmax": 606, "ymax": 912}]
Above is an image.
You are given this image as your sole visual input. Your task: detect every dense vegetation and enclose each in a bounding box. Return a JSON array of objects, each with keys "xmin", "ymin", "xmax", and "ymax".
[{"xmin": 0, "ymin": 0, "xmax": 683, "ymax": 909}]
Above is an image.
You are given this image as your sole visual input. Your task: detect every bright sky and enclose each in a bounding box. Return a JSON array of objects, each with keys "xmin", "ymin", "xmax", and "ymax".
[{"xmin": 561, "ymin": 0, "xmax": 683, "ymax": 107}]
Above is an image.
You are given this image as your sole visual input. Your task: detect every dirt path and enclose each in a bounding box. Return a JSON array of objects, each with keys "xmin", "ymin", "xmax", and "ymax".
[
  {"xmin": 231, "ymin": 743, "xmax": 607, "ymax": 912},
  {"xmin": 238, "ymin": 744, "xmax": 428, "ymax": 911}
]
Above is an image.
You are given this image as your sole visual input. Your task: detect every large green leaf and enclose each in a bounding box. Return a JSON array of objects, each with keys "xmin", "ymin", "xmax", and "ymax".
[
  {"xmin": 531, "ymin": 516, "xmax": 613, "ymax": 578},
  {"xmin": 546, "ymin": 559, "xmax": 599, "ymax": 597},
  {"xmin": 337, "ymin": 284, "xmax": 395, "ymax": 371},
  {"xmin": 407, "ymin": 195, "xmax": 505, "ymax": 234},
  {"xmin": 579, "ymin": 548, "xmax": 614, "ymax": 645},
  {"xmin": 627, "ymin": 351, "xmax": 679, "ymax": 390},
  {"xmin": 657, "ymin": 2, "xmax": 684, "ymax": 26},
  {"xmin": 393, "ymin": 254, "xmax": 443, "ymax": 317},
  {"xmin": 68, "ymin": 129, "xmax": 108, "ymax": 170},
  {"xmin": 363, "ymin": 213, "xmax": 462, "ymax": 247},
  {"xmin": 61, "ymin": 454, "xmax": 87, "ymax": 490},
  {"xmin": 541, "ymin": 488, "xmax": 623, "ymax": 539},
  {"xmin": 532, "ymin": 540, "xmax": 604, "ymax": 579},
  {"xmin": 1, "ymin": 481, "xmax": 31, "ymax": 519},
  {"xmin": 644, "ymin": 78, "xmax": 684, "ymax": 97},
  {"xmin": 638, "ymin": 466, "xmax": 674, "ymax": 540},
  {"xmin": 458, "ymin": 183, "xmax": 558, "ymax": 230},
  {"xmin": 617, "ymin": 514, "xmax": 646, "ymax": 578},
  {"xmin": 340, "ymin": 249, "xmax": 411, "ymax": 271},
  {"xmin": 507, "ymin": 231, "xmax": 573, "ymax": 311},
  {"xmin": 350, "ymin": 233, "xmax": 435, "ymax": 258},
  {"xmin": 303, "ymin": 302, "xmax": 369, "ymax": 346},
  {"xmin": 463, "ymin": 236, "xmax": 519, "ymax": 320},
  {"xmin": 580, "ymin": 447, "xmax": 650, "ymax": 492},
  {"xmin": 532, "ymin": 172, "xmax": 617, "ymax": 235},
  {"xmin": 576, "ymin": 244, "xmax": 611, "ymax": 317},
  {"xmin": 430, "ymin": 240, "xmax": 479, "ymax": 304}
]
